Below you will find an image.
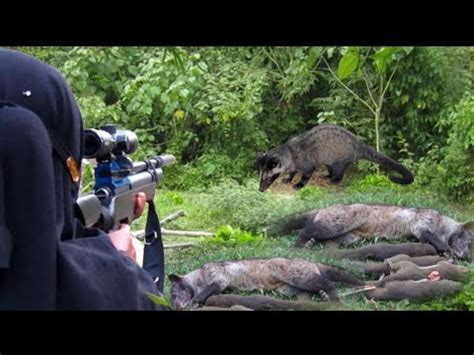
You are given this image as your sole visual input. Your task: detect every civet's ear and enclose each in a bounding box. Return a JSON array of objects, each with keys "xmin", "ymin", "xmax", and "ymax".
[
  {"xmin": 255, "ymin": 152, "xmax": 265, "ymax": 164},
  {"xmin": 463, "ymin": 221, "xmax": 474, "ymax": 234},
  {"xmin": 168, "ymin": 274, "xmax": 183, "ymax": 285}
]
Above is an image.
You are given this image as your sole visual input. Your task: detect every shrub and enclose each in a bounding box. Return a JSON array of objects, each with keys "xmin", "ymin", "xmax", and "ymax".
[{"xmin": 202, "ymin": 225, "xmax": 265, "ymax": 248}]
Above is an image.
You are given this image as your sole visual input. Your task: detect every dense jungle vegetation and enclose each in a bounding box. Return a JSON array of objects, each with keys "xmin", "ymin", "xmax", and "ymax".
[
  {"xmin": 15, "ymin": 46, "xmax": 474, "ymax": 310},
  {"xmin": 17, "ymin": 46, "xmax": 474, "ymax": 202}
]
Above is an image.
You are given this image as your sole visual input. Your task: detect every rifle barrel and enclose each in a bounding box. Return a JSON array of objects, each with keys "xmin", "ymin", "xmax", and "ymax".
[{"xmin": 131, "ymin": 154, "xmax": 176, "ymax": 174}]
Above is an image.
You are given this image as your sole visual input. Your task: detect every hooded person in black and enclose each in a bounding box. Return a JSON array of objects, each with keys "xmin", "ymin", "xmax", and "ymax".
[
  {"xmin": 0, "ymin": 101, "xmax": 58, "ymax": 309},
  {"xmin": 0, "ymin": 48, "xmax": 162, "ymax": 310}
]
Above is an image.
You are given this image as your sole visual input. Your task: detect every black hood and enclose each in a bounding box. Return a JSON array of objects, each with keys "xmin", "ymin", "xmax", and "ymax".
[{"xmin": 0, "ymin": 48, "xmax": 84, "ymax": 240}]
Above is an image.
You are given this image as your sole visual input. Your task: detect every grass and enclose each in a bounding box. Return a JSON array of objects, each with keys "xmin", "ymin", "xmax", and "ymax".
[{"xmin": 134, "ymin": 173, "xmax": 474, "ymax": 310}]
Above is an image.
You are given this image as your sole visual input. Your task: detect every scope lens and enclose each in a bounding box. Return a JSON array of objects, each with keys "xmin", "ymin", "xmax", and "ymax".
[
  {"xmin": 115, "ymin": 130, "xmax": 138, "ymax": 155},
  {"xmin": 125, "ymin": 131, "xmax": 138, "ymax": 154},
  {"xmin": 84, "ymin": 131, "xmax": 101, "ymax": 158},
  {"xmin": 83, "ymin": 129, "xmax": 114, "ymax": 159}
]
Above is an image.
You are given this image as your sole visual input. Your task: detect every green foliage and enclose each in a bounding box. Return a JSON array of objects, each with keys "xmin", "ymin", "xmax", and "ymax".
[
  {"xmin": 15, "ymin": 46, "xmax": 473, "ymax": 201},
  {"xmin": 345, "ymin": 174, "xmax": 393, "ymax": 192},
  {"xmin": 202, "ymin": 225, "xmax": 264, "ymax": 248},
  {"xmin": 415, "ymin": 93, "xmax": 474, "ymax": 202},
  {"xmin": 146, "ymin": 292, "xmax": 172, "ymax": 309},
  {"xmin": 383, "ymin": 47, "xmax": 471, "ymax": 159},
  {"xmin": 337, "ymin": 49, "xmax": 360, "ymax": 79},
  {"xmin": 79, "ymin": 162, "xmax": 95, "ymax": 194},
  {"xmin": 203, "ymin": 180, "xmax": 286, "ymax": 233},
  {"xmin": 160, "ymin": 191, "xmax": 185, "ymax": 205},
  {"xmin": 331, "ymin": 47, "xmax": 415, "ymax": 153},
  {"xmin": 164, "ymin": 151, "xmax": 255, "ymax": 190},
  {"xmin": 452, "ymin": 263, "xmax": 474, "ymax": 310},
  {"xmin": 372, "ymin": 47, "xmax": 413, "ymax": 74},
  {"xmin": 295, "ymin": 185, "xmax": 324, "ymax": 201}
]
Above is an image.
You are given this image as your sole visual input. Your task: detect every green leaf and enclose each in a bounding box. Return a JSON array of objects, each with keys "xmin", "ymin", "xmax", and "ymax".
[
  {"xmin": 306, "ymin": 47, "xmax": 322, "ymax": 67},
  {"xmin": 146, "ymin": 293, "xmax": 172, "ymax": 308},
  {"xmin": 170, "ymin": 48, "xmax": 185, "ymax": 71},
  {"xmin": 204, "ymin": 163, "xmax": 217, "ymax": 176},
  {"xmin": 198, "ymin": 62, "xmax": 208, "ymax": 71},
  {"xmin": 372, "ymin": 47, "xmax": 399, "ymax": 74},
  {"xmin": 337, "ymin": 52, "xmax": 360, "ymax": 80},
  {"xmin": 180, "ymin": 88, "xmax": 190, "ymax": 98}
]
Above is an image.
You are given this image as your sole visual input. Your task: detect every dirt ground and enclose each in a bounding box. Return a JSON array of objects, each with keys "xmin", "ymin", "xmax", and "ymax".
[{"xmin": 266, "ymin": 169, "xmax": 349, "ymax": 195}]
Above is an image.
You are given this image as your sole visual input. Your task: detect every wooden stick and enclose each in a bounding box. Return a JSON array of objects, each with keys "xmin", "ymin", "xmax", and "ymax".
[
  {"xmin": 133, "ymin": 229, "xmax": 214, "ymax": 241},
  {"xmin": 205, "ymin": 294, "xmax": 348, "ymax": 311},
  {"xmin": 132, "ymin": 209, "xmax": 186, "ymax": 240},
  {"xmin": 340, "ymin": 285, "xmax": 376, "ymax": 297},
  {"xmin": 164, "ymin": 243, "xmax": 197, "ymax": 249},
  {"xmin": 161, "ymin": 210, "xmax": 186, "ymax": 225},
  {"xmin": 161, "ymin": 228, "xmax": 214, "ymax": 237}
]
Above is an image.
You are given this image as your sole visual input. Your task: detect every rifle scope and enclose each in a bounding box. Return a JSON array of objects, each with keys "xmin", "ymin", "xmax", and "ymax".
[{"xmin": 84, "ymin": 124, "xmax": 138, "ymax": 160}]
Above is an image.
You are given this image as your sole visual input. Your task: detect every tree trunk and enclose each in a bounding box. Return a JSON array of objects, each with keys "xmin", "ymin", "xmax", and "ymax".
[{"xmin": 375, "ymin": 110, "xmax": 380, "ymax": 153}]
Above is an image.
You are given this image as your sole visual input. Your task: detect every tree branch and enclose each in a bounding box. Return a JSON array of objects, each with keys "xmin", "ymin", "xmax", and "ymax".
[
  {"xmin": 322, "ymin": 57, "xmax": 376, "ymax": 115},
  {"xmin": 160, "ymin": 210, "xmax": 186, "ymax": 225},
  {"xmin": 379, "ymin": 72, "xmax": 384, "ymax": 100},
  {"xmin": 262, "ymin": 47, "xmax": 284, "ymax": 77},
  {"xmin": 164, "ymin": 242, "xmax": 197, "ymax": 249},
  {"xmin": 132, "ymin": 229, "xmax": 214, "ymax": 240},
  {"xmin": 161, "ymin": 229, "xmax": 214, "ymax": 237},
  {"xmin": 380, "ymin": 61, "xmax": 400, "ymax": 106},
  {"xmin": 362, "ymin": 67, "xmax": 378, "ymax": 108},
  {"xmin": 309, "ymin": 47, "xmax": 329, "ymax": 73}
]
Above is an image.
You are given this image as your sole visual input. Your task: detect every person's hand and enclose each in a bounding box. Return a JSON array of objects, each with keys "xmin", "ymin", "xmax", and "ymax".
[
  {"xmin": 108, "ymin": 224, "xmax": 137, "ymax": 261},
  {"xmin": 134, "ymin": 192, "xmax": 147, "ymax": 220}
]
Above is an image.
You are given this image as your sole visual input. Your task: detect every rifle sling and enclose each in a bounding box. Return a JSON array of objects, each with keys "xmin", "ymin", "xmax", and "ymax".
[{"xmin": 142, "ymin": 200, "xmax": 165, "ymax": 293}]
